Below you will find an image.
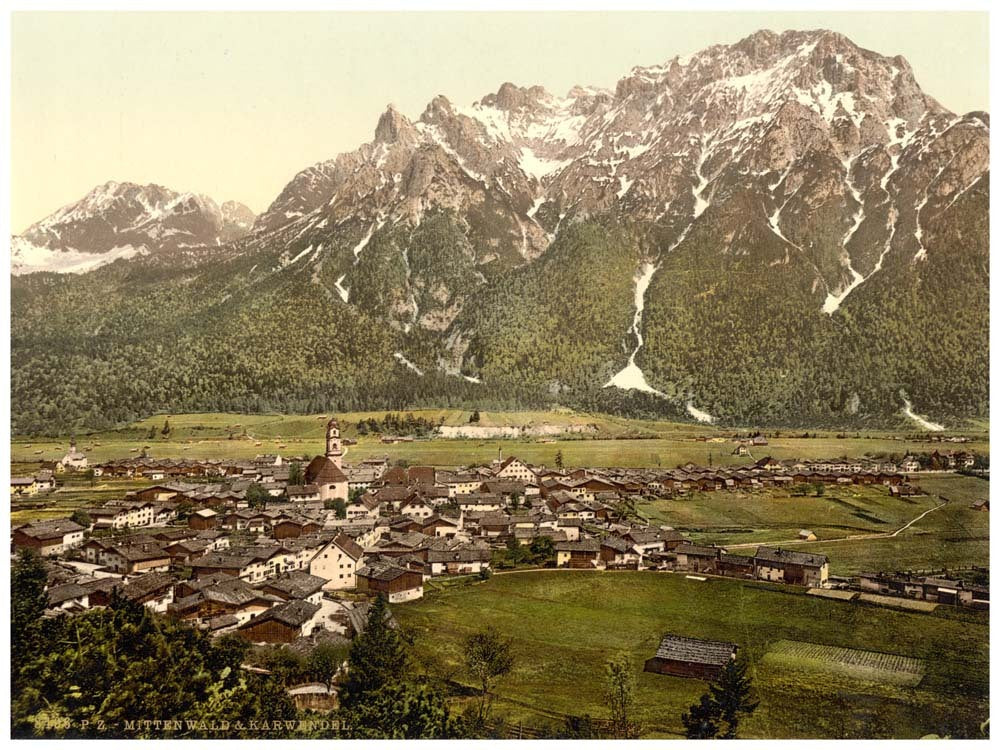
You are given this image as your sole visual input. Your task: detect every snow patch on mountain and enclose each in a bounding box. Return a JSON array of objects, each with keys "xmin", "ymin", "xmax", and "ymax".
[
  {"xmin": 901, "ymin": 396, "xmax": 944, "ymax": 431},
  {"xmin": 605, "ymin": 262, "xmax": 663, "ymax": 394},
  {"xmin": 394, "ymin": 352, "xmax": 424, "ymax": 376},
  {"xmin": 334, "ymin": 274, "xmax": 349, "ymax": 303},
  {"xmin": 11, "ymin": 238, "xmax": 146, "ymax": 275},
  {"xmin": 686, "ymin": 401, "xmax": 716, "ymax": 424}
]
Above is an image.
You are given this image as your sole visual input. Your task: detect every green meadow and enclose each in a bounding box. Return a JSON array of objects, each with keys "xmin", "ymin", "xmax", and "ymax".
[
  {"xmin": 10, "ymin": 409, "xmax": 989, "ymax": 469},
  {"xmin": 395, "ymin": 571, "xmax": 989, "ymax": 739}
]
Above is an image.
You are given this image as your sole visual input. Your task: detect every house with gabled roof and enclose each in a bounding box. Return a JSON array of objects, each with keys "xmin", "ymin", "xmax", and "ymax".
[
  {"xmin": 356, "ymin": 558, "xmax": 424, "ymax": 602},
  {"xmin": 310, "ymin": 532, "xmax": 365, "ymax": 590},
  {"xmin": 555, "ymin": 538, "xmax": 601, "ymax": 568},
  {"xmin": 496, "ymin": 456, "xmax": 536, "ymax": 483},
  {"xmin": 257, "ymin": 570, "xmax": 326, "ymax": 605},
  {"xmin": 753, "ymin": 546, "xmax": 829, "ymax": 587},
  {"xmin": 421, "ymin": 513, "xmax": 461, "ymax": 538},
  {"xmin": 236, "ymin": 599, "xmax": 322, "ymax": 643},
  {"xmin": 674, "ymin": 543, "xmax": 724, "ymax": 573},
  {"xmin": 599, "ymin": 536, "xmax": 637, "ymax": 568},
  {"xmin": 425, "ymin": 539, "xmax": 491, "ymax": 576},
  {"xmin": 13, "ymin": 519, "xmax": 86, "ymax": 556}
]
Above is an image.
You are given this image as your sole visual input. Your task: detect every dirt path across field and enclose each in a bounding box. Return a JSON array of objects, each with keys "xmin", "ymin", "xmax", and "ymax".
[{"xmin": 725, "ymin": 497, "xmax": 949, "ymax": 549}]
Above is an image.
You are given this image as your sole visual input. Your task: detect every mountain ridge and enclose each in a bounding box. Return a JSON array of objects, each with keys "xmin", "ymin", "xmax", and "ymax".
[
  {"xmin": 11, "ymin": 181, "xmax": 256, "ymax": 275},
  {"xmin": 10, "ymin": 28, "xmax": 989, "ymax": 433}
]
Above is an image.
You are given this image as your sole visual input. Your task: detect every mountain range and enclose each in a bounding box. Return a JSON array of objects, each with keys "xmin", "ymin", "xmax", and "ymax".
[
  {"xmin": 12, "ymin": 182, "xmax": 255, "ymax": 275},
  {"xmin": 10, "ymin": 29, "xmax": 989, "ymax": 434}
]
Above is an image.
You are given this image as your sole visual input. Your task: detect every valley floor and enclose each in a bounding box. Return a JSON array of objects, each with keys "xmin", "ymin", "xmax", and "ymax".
[
  {"xmin": 8, "ymin": 408, "xmax": 989, "ymax": 739},
  {"xmin": 395, "ymin": 570, "xmax": 989, "ymax": 739},
  {"xmin": 10, "ymin": 410, "xmax": 989, "ymax": 469}
]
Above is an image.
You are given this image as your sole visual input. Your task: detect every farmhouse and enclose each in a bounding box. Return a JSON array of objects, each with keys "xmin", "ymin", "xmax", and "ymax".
[
  {"xmin": 85, "ymin": 572, "xmax": 177, "ymax": 613},
  {"xmin": 643, "ymin": 634, "xmax": 738, "ymax": 681},
  {"xmin": 257, "ymin": 570, "xmax": 326, "ymax": 605},
  {"xmin": 856, "ymin": 571, "xmax": 989, "ymax": 609},
  {"xmin": 599, "ymin": 536, "xmax": 636, "ymax": 568},
  {"xmin": 236, "ymin": 599, "xmax": 322, "ymax": 644},
  {"xmin": 86, "ymin": 542, "xmax": 173, "ymax": 575},
  {"xmin": 286, "ymin": 484, "xmax": 321, "ymax": 503},
  {"xmin": 10, "ymin": 476, "xmax": 39, "ymax": 496},
  {"xmin": 495, "ymin": 456, "xmax": 536, "ymax": 483},
  {"xmin": 170, "ymin": 576, "xmax": 276, "ymax": 623},
  {"xmin": 555, "ymin": 538, "xmax": 601, "ymax": 568},
  {"xmin": 425, "ymin": 539, "xmax": 492, "ymax": 576},
  {"xmin": 674, "ymin": 543, "xmax": 724, "ymax": 573},
  {"xmin": 12, "ymin": 519, "xmax": 86, "ymax": 556},
  {"xmin": 355, "ymin": 558, "xmax": 424, "ymax": 602},
  {"xmin": 309, "ymin": 533, "xmax": 365, "ymax": 590},
  {"xmin": 273, "ymin": 518, "xmax": 323, "ymax": 539},
  {"xmin": 753, "ymin": 547, "xmax": 829, "ymax": 587},
  {"xmin": 717, "ymin": 552, "xmax": 755, "ymax": 579},
  {"xmin": 188, "ymin": 508, "xmax": 219, "ymax": 530},
  {"xmin": 440, "ymin": 472, "xmax": 483, "ymax": 497}
]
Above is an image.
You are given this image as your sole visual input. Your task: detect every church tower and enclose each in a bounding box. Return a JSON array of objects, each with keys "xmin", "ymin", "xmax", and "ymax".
[{"xmin": 325, "ymin": 416, "xmax": 343, "ymax": 469}]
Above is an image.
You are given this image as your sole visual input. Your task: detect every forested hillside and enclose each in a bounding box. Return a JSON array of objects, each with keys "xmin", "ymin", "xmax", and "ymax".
[{"xmin": 10, "ymin": 29, "xmax": 989, "ymax": 434}]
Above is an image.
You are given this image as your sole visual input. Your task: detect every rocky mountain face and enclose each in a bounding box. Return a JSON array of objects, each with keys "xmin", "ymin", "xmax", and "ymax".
[
  {"xmin": 10, "ymin": 29, "xmax": 989, "ymax": 433},
  {"xmin": 11, "ymin": 182, "xmax": 255, "ymax": 274}
]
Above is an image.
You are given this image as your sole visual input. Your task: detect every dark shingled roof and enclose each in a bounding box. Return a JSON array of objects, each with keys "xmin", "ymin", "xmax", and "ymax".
[
  {"xmin": 258, "ymin": 571, "xmax": 326, "ymax": 600},
  {"xmin": 16, "ymin": 519, "xmax": 85, "ymax": 540},
  {"xmin": 357, "ymin": 558, "xmax": 417, "ymax": 583},
  {"xmin": 330, "ymin": 532, "xmax": 364, "ymax": 560},
  {"xmin": 675, "ymin": 543, "xmax": 723, "ymax": 557},
  {"xmin": 719, "ymin": 553, "xmax": 754, "ymax": 566},
  {"xmin": 241, "ymin": 599, "xmax": 320, "ymax": 629},
  {"xmin": 202, "ymin": 578, "xmax": 269, "ymax": 606},
  {"xmin": 122, "ymin": 572, "xmax": 176, "ymax": 600},
  {"xmin": 600, "ymin": 536, "xmax": 631, "ymax": 553},
  {"xmin": 555, "ymin": 538, "xmax": 601, "ymax": 552},
  {"xmin": 753, "ymin": 546, "xmax": 828, "ymax": 567},
  {"xmin": 47, "ymin": 582, "xmax": 89, "ymax": 605},
  {"xmin": 653, "ymin": 634, "xmax": 737, "ymax": 666},
  {"xmin": 205, "ymin": 614, "xmax": 239, "ymax": 631}
]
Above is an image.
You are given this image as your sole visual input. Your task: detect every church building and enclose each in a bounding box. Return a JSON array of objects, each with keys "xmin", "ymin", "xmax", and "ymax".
[{"xmin": 305, "ymin": 417, "xmax": 349, "ymax": 502}]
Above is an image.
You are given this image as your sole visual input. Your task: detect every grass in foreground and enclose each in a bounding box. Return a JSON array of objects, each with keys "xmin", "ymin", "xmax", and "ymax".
[{"xmin": 395, "ymin": 571, "xmax": 988, "ymax": 739}]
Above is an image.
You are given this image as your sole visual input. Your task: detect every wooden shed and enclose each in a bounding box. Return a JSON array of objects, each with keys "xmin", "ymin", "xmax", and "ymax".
[
  {"xmin": 643, "ymin": 634, "xmax": 737, "ymax": 681},
  {"xmin": 236, "ymin": 600, "xmax": 320, "ymax": 644}
]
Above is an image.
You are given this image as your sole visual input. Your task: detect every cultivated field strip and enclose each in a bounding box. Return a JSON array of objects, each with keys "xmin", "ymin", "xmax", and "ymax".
[{"xmin": 765, "ymin": 639, "xmax": 926, "ymax": 686}]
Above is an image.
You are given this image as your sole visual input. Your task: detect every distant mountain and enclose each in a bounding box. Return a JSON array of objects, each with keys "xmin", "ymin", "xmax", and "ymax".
[
  {"xmin": 10, "ymin": 29, "xmax": 989, "ymax": 434},
  {"xmin": 11, "ymin": 182, "xmax": 255, "ymax": 274}
]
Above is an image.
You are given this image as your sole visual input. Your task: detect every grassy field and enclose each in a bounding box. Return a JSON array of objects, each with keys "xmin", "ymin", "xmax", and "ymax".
[
  {"xmin": 640, "ymin": 485, "xmax": 941, "ymax": 545},
  {"xmin": 9, "ymin": 475, "xmax": 154, "ymax": 526},
  {"xmin": 10, "ymin": 410, "xmax": 990, "ymax": 468},
  {"xmin": 798, "ymin": 475, "xmax": 990, "ymax": 574},
  {"xmin": 637, "ymin": 474, "xmax": 988, "ymax": 575},
  {"xmin": 395, "ymin": 571, "xmax": 989, "ymax": 739}
]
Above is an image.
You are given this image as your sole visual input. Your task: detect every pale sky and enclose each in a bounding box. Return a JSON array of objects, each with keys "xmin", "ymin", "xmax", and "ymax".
[{"xmin": 11, "ymin": 11, "xmax": 989, "ymax": 231}]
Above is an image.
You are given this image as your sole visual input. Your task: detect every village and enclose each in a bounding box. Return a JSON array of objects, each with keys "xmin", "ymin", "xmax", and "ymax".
[{"xmin": 11, "ymin": 417, "xmax": 989, "ymax": 646}]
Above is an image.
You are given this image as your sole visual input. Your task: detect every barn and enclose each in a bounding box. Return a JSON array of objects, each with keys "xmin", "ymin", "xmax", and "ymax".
[
  {"xmin": 355, "ymin": 559, "xmax": 424, "ymax": 603},
  {"xmin": 188, "ymin": 508, "xmax": 218, "ymax": 530},
  {"xmin": 643, "ymin": 634, "xmax": 738, "ymax": 681},
  {"xmin": 236, "ymin": 599, "xmax": 321, "ymax": 644}
]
